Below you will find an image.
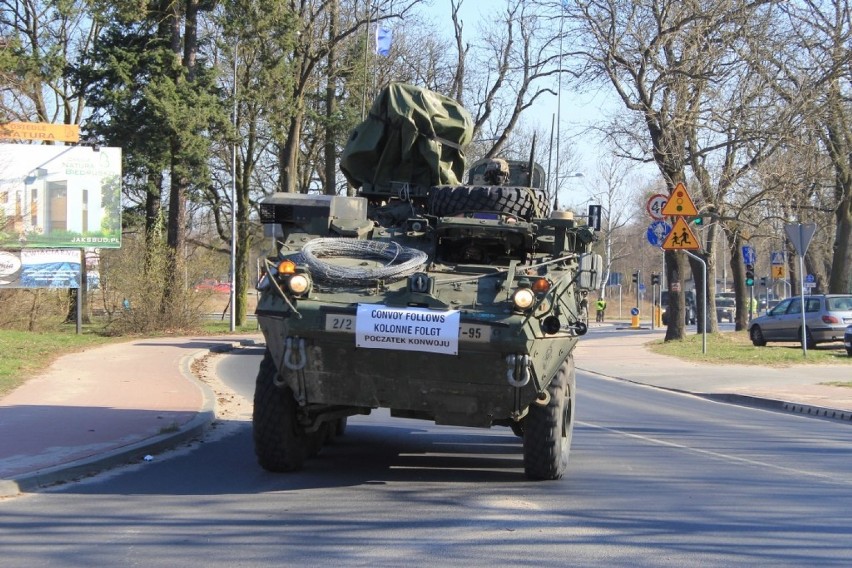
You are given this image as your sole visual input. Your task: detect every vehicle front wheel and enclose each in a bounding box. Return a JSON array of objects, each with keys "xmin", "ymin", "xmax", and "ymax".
[
  {"xmin": 522, "ymin": 356, "xmax": 576, "ymax": 480},
  {"xmin": 750, "ymin": 326, "xmax": 767, "ymax": 347},
  {"xmin": 252, "ymin": 349, "xmax": 310, "ymax": 472}
]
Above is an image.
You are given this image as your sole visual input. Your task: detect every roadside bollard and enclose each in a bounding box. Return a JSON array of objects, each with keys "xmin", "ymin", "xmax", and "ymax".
[{"xmin": 631, "ymin": 307, "xmax": 640, "ymax": 329}]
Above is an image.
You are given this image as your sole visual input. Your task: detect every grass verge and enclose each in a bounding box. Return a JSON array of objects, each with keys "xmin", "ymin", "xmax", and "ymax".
[
  {"xmin": 648, "ymin": 330, "xmax": 852, "ymax": 366},
  {"xmin": 0, "ymin": 321, "xmax": 262, "ymax": 397}
]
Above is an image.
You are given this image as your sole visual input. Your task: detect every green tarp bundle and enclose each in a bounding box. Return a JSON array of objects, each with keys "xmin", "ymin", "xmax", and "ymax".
[{"xmin": 340, "ymin": 82, "xmax": 473, "ymax": 190}]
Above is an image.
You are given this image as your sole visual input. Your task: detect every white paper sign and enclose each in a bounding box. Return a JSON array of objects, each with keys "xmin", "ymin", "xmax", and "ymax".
[{"xmin": 356, "ymin": 304, "xmax": 461, "ymax": 355}]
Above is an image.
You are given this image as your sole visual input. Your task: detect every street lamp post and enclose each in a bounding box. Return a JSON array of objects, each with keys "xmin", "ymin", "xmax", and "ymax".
[{"xmin": 553, "ymin": 172, "xmax": 584, "ymax": 211}]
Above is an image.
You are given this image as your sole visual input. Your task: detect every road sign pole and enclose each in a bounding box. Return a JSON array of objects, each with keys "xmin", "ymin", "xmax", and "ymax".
[
  {"xmin": 784, "ymin": 223, "xmax": 816, "ymax": 358},
  {"xmin": 799, "ymin": 254, "xmax": 807, "ymax": 357},
  {"xmin": 650, "ymin": 283, "xmax": 655, "ymax": 331}
]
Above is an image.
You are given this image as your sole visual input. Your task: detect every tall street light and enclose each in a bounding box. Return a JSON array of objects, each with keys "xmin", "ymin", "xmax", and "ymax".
[{"xmin": 553, "ymin": 172, "xmax": 584, "ymax": 211}]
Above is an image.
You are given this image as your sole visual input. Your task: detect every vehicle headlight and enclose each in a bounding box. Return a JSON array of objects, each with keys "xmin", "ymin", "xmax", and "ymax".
[
  {"xmin": 512, "ymin": 288, "xmax": 536, "ymax": 310},
  {"xmin": 287, "ymin": 273, "xmax": 311, "ymax": 296}
]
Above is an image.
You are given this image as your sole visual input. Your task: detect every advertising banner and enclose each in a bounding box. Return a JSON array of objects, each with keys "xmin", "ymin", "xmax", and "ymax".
[
  {"xmin": 0, "ymin": 249, "xmax": 100, "ymax": 289},
  {"xmin": 0, "ymin": 144, "xmax": 122, "ymax": 248}
]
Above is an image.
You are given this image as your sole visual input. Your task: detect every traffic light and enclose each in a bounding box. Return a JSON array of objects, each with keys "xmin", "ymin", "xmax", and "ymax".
[
  {"xmin": 760, "ymin": 276, "xmax": 767, "ymax": 287},
  {"xmin": 692, "ymin": 216, "xmax": 704, "ymax": 226},
  {"xmin": 745, "ymin": 264, "xmax": 755, "ymax": 287},
  {"xmin": 632, "ymin": 271, "xmax": 639, "ymax": 284},
  {"xmin": 651, "ymin": 273, "xmax": 661, "ymax": 285}
]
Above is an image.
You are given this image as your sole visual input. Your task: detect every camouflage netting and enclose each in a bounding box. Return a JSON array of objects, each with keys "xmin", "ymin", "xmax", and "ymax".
[{"xmin": 340, "ymin": 82, "xmax": 473, "ymax": 190}]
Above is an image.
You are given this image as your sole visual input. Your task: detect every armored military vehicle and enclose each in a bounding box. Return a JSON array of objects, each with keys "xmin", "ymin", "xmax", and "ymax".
[{"xmin": 253, "ymin": 83, "xmax": 601, "ymax": 480}]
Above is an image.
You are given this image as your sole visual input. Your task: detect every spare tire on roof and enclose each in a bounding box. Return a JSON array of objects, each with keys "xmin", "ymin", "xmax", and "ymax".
[{"xmin": 428, "ymin": 185, "xmax": 550, "ymax": 220}]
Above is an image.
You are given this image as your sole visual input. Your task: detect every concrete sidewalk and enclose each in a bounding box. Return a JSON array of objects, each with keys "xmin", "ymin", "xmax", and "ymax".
[
  {"xmin": 1, "ymin": 329, "xmax": 850, "ymax": 497},
  {"xmin": 0, "ymin": 336, "xmax": 255, "ymax": 497}
]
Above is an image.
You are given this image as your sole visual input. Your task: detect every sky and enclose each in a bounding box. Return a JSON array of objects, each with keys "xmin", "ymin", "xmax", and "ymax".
[{"xmin": 419, "ymin": 0, "xmax": 647, "ymax": 208}]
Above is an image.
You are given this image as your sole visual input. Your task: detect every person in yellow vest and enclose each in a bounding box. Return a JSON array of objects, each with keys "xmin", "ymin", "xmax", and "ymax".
[{"xmin": 595, "ymin": 298, "xmax": 607, "ymax": 322}]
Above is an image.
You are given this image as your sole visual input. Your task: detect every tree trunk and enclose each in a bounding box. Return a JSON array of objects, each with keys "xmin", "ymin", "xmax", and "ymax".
[
  {"xmin": 730, "ymin": 233, "xmax": 749, "ymax": 331},
  {"xmin": 235, "ymin": 155, "xmax": 253, "ymax": 326},
  {"xmin": 828, "ymin": 189, "xmax": 851, "ymax": 294},
  {"xmin": 279, "ymin": 111, "xmax": 303, "ymax": 193},
  {"xmin": 663, "ymin": 250, "xmax": 689, "ymax": 341},
  {"xmin": 164, "ymin": 141, "xmax": 188, "ymax": 310}
]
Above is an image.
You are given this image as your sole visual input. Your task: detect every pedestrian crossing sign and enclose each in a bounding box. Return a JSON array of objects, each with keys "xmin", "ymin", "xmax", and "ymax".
[
  {"xmin": 772, "ymin": 265, "xmax": 785, "ymax": 278},
  {"xmin": 661, "ymin": 182, "xmax": 699, "ymax": 217},
  {"xmin": 661, "ymin": 217, "xmax": 700, "ymax": 250}
]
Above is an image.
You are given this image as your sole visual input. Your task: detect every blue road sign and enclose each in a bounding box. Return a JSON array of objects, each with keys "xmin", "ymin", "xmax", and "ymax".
[
  {"xmin": 742, "ymin": 245, "xmax": 756, "ymax": 265},
  {"xmin": 806, "ymin": 273, "xmax": 815, "ymax": 283},
  {"xmin": 630, "ymin": 307, "xmax": 639, "ymax": 316},
  {"xmin": 770, "ymin": 251, "xmax": 784, "ymax": 265},
  {"xmin": 647, "ymin": 221, "xmax": 672, "ymax": 247}
]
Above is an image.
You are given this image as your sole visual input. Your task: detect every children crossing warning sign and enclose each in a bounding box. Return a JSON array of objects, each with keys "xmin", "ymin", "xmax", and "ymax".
[
  {"xmin": 661, "ymin": 182, "xmax": 698, "ymax": 217},
  {"xmin": 661, "ymin": 217, "xmax": 700, "ymax": 250}
]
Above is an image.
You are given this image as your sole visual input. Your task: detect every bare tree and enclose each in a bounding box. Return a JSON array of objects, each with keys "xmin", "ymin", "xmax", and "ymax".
[
  {"xmin": 781, "ymin": 0, "xmax": 852, "ymax": 294},
  {"xmin": 276, "ymin": 0, "xmax": 424, "ymax": 194},
  {"xmin": 579, "ymin": 154, "xmax": 640, "ymax": 300},
  {"xmin": 556, "ymin": 0, "xmax": 784, "ymax": 339}
]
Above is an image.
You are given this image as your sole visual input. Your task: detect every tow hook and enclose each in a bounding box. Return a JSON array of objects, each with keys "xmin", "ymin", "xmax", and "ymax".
[
  {"xmin": 506, "ymin": 354, "xmax": 531, "ymax": 388},
  {"xmin": 283, "ymin": 336, "xmax": 307, "ymax": 371},
  {"xmin": 568, "ymin": 321, "xmax": 588, "ymax": 336},
  {"xmin": 534, "ymin": 390, "xmax": 551, "ymax": 406}
]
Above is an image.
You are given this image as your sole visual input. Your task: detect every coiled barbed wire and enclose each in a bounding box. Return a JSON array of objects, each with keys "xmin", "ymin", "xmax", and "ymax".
[{"xmin": 300, "ymin": 238, "xmax": 428, "ymax": 286}]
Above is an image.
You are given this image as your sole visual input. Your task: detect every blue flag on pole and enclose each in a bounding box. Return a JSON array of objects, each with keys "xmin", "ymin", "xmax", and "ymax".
[{"xmin": 376, "ymin": 26, "xmax": 392, "ymax": 56}]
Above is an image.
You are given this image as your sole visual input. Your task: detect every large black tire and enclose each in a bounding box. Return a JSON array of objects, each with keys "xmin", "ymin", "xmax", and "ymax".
[
  {"xmin": 523, "ymin": 356, "xmax": 576, "ymax": 480},
  {"xmin": 252, "ymin": 349, "xmax": 310, "ymax": 472},
  {"xmin": 750, "ymin": 325, "xmax": 766, "ymax": 347},
  {"xmin": 335, "ymin": 417, "xmax": 348, "ymax": 436},
  {"xmin": 428, "ymin": 185, "xmax": 549, "ymax": 220}
]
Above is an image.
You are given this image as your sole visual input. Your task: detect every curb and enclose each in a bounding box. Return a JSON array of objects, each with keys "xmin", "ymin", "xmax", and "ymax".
[
  {"xmin": 0, "ymin": 341, "xmax": 243, "ymax": 498},
  {"xmin": 701, "ymin": 393, "xmax": 852, "ymax": 424},
  {"xmin": 579, "ymin": 367, "xmax": 852, "ymax": 427}
]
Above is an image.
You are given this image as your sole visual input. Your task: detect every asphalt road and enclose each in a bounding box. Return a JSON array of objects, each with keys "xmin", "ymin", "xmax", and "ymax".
[{"xmin": 1, "ymin": 345, "xmax": 851, "ymax": 567}]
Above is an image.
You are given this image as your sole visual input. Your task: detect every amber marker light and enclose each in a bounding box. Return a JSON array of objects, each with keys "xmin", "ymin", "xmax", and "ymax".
[
  {"xmin": 277, "ymin": 259, "xmax": 297, "ymax": 275},
  {"xmin": 531, "ymin": 278, "xmax": 551, "ymax": 295}
]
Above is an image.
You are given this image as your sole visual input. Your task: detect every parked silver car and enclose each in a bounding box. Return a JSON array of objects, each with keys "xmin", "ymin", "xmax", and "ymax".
[
  {"xmin": 844, "ymin": 324, "xmax": 852, "ymax": 356},
  {"xmin": 749, "ymin": 294, "xmax": 852, "ymax": 348}
]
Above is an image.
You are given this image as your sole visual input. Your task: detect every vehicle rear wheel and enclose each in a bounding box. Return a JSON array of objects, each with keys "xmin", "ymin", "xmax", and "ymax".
[
  {"xmin": 801, "ymin": 327, "xmax": 817, "ymax": 350},
  {"xmin": 522, "ymin": 355, "xmax": 576, "ymax": 480},
  {"xmin": 252, "ymin": 349, "xmax": 309, "ymax": 472},
  {"xmin": 750, "ymin": 325, "xmax": 767, "ymax": 347}
]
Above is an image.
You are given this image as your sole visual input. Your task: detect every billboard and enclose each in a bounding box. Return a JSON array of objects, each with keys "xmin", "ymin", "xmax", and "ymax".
[
  {"xmin": 0, "ymin": 248, "xmax": 103, "ymax": 289},
  {"xmin": 0, "ymin": 144, "xmax": 122, "ymax": 248}
]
